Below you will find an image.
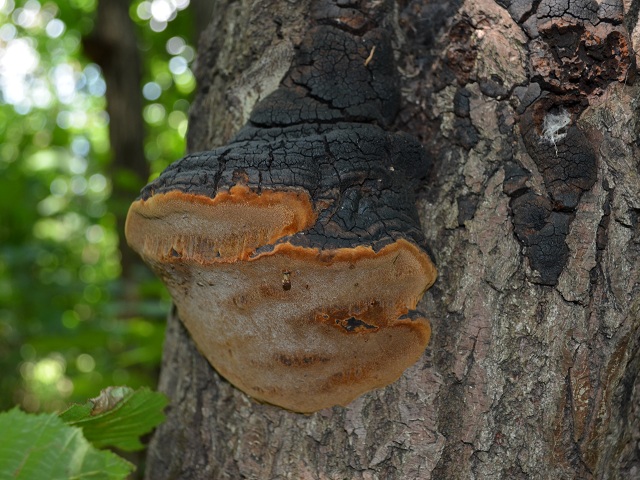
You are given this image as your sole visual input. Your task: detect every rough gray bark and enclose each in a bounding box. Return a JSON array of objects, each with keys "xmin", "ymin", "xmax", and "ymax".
[{"xmin": 145, "ymin": 0, "xmax": 640, "ymax": 478}]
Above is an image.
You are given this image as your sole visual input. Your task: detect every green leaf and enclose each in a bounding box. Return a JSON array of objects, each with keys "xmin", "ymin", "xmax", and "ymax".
[
  {"xmin": 0, "ymin": 408, "xmax": 134, "ymax": 480},
  {"xmin": 59, "ymin": 386, "xmax": 168, "ymax": 452}
]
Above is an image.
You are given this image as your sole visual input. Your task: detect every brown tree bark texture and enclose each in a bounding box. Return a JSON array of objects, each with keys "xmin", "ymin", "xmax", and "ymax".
[{"xmin": 146, "ymin": 0, "xmax": 640, "ymax": 478}]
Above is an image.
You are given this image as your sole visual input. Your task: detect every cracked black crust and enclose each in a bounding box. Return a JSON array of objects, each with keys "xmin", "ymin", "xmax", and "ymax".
[
  {"xmin": 511, "ymin": 192, "xmax": 571, "ymax": 285},
  {"xmin": 521, "ymin": 104, "xmax": 597, "ymax": 211},
  {"xmin": 137, "ymin": 5, "xmax": 432, "ymax": 255},
  {"xmin": 502, "ymin": 0, "xmax": 633, "ymax": 286},
  {"xmin": 250, "ymin": 26, "xmax": 400, "ymax": 127},
  {"xmin": 507, "ymin": 97, "xmax": 596, "ymax": 285},
  {"xmin": 502, "ymin": 0, "xmax": 635, "ymax": 93},
  {"xmin": 502, "ymin": 0, "xmax": 625, "ymax": 35}
]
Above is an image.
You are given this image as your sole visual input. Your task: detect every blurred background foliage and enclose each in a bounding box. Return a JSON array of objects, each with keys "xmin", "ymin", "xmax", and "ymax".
[{"xmin": 0, "ymin": 0, "xmax": 206, "ymax": 412}]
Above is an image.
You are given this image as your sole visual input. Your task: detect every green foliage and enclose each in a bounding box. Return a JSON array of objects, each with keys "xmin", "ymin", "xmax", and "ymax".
[
  {"xmin": 0, "ymin": 386, "xmax": 168, "ymax": 479},
  {"xmin": 59, "ymin": 386, "xmax": 168, "ymax": 452},
  {"xmin": 0, "ymin": 0, "xmax": 196, "ymax": 413},
  {"xmin": 0, "ymin": 409, "xmax": 134, "ymax": 479}
]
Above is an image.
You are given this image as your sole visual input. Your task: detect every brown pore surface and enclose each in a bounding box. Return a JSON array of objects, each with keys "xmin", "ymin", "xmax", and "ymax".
[
  {"xmin": 125, "ymin": 185, "xmax": 317, "ymax": 262},
  {"xmin": 125, "ymin": 188, "xmax": 437, "ymax": 413}
]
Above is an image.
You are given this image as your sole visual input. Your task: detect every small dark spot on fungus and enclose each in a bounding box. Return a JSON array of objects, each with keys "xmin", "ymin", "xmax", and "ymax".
[
  {"xmin": 233, "ymin": 295, "xmax": 248, "ymax": 310},
  {"xmin": 124, "ymin": 8, "xmax": 437, "ymax": 413},
  {"xmin": 277, "ymin": 354, "xmax": 292, "ymax": 367},
  {"xmin": 275, "ymin": 352, "xmax": 331, "ymax": 367},
  {"xmin": 336, "ymin": 317, "xmax": 378, "ymax": 332}
]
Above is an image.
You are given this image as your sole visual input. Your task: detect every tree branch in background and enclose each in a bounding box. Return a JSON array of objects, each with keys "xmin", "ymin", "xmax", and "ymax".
[{"xmin": 83, "ymin": 0, "xmax": 149, "ymax": 284}]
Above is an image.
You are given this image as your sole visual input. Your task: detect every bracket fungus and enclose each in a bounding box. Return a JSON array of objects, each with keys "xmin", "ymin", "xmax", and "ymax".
[{"xmin": 125, "ymin": 10, "xmax": 437, "ymax": 413}]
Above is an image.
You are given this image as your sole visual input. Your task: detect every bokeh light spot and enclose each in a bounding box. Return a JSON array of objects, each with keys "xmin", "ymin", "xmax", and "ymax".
[
  {"xmin": 143, "ymin": 103, "xmax": 166, "ymax": 125},
  {"xmin": 62, "ymin": 310, "xmax": 81, "ymax": 329},
  {"xmin": 45, "ymin": 18, "xmax": 65, "ymax": 38},
  {"xmin": 166, "ymin": 36, "xmax": 185, "ymax": 55},
  {"xmin": 76, "ymin": 353, "xmax": 96, "ymax": 373},
  {"xmin": 143, "ymin": 81, "xmax": 162, "ymax": 100},
  {"xmin": 150, "ymin": 0, "xmax": 172, "ymax": 22},
  {"xmin": 32, "ymin": 357, "xmax": 65, "ymax": 385},
  {"xmin": 168, "ymin": 55, "xmax": 187, "ymax": 75}
]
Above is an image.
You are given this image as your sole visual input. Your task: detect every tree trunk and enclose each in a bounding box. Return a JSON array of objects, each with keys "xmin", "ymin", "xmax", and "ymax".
[
  {"xmin": 84, "ymin": 0, "xmax": 149, "ymax": 283},
  {"xmin": 145, "ymin": 0, "xmax": 640, "ymax": 478}
]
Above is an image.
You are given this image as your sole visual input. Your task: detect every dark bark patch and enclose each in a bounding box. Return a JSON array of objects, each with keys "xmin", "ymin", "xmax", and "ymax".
[
  {"xmin": 509, "ymin": 97, "xmax": 598, "ymax": 285},
  {"xmin": 505, "ymin": 0, "xmax": 636, "ymax": 93},
  {"xmin": 596, "ymin": 197, "xmax": 611, "ymax": 252},
  {"xmin": 498, "ymin": 0, "xmax": 540, "ymax": 23},
  {"xmin": 457, "ymin": 193, "xmax": 480, "ymax": 225},
  {"xmin": 283, "ymin": 25, "xmax": 400, "ymax": 126},
  {"xmin": 511, "ymin": 192, "xmax": 571, "ymax": 285},
  {"xmin": 452, "ymin": 117, "xmax": 480, "ymax": 149},
  {"xmin": 503, "ymin": 163, "xmax": 531, "ymax": 197},
  {"xmin": 530, "ymin": 21, "xmax": 636, "ymax": 95},
  {"xmin": 444, "ymin": 19, "xmax": 478, "ymax": 86},
  {"xmin": 454, "ymin": 88, "xmax": 471, "ymax": 117},
  {"xmin": 512, "ymin": 82, "xmax": 542, "ymax": 114},
  {"xmin": 521, "ymin": 99, "xmax": 597, "ymax": 210},
  {"xmin": 479, "ymin": 75, "xmax": 509, "ymax": 99},
  {"xmin": 399, "ymin": 0, "xmax": 465, "ymax": 49}
]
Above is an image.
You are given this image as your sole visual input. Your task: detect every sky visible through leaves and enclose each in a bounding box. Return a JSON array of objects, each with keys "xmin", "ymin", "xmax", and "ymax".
[{"xmin": 0, "ymin": 0, "xmax": 197, "ymax": 412}]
